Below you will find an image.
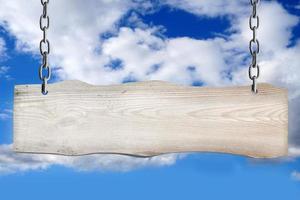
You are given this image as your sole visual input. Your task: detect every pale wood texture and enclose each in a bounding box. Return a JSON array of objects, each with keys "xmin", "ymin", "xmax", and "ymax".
[{"xmin": 13, "ymin": 80, "xmax": 288, "ymax": 158}]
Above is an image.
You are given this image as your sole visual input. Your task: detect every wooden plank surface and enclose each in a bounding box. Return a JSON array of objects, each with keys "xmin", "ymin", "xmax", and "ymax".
[{"xmin": 13, "ymin": 80, "xmax": 288, "ymax": 158}]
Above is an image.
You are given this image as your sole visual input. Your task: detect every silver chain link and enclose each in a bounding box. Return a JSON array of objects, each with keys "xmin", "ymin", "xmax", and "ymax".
[
  {"xmin": 249, "ymin": 0, "xmax": 260, "ymax": 93},
  {"xmin": 39, "ymin": 0, "xmax": 50, "ymax": 95}
]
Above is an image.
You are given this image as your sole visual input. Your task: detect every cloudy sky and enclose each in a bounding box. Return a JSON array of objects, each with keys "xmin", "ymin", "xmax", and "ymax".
[{"xmin": 0, "ymin": 0, "xmax": 300, "ymax": 199}]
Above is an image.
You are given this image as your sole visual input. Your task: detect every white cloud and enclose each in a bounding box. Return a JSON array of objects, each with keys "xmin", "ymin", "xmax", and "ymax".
[
  {"xmin": 0, "ymin": 0, "xmax": 242, "ymax": 86},
  {"xmin": 0, "ymin": 37, "xmax": 6, "ymax": 57},
  {"xmin": 0, "ymin": 0, "xmax": 300, "ymax": 174},
  {"xmin": 0, "ymin": 0, "xmax": 136, "ymax": 84},
  {"xmin": 288, "ymin": 147, "xmax": 300, "ymax": 158},
  {"xmin": 102, "ymin": 27, "xmax": 229, "ymax": 86},
  {"xmin": 0, "ymin": 38, "xmax": 10, "ymax": 79},
  {"xmin": 291, "ymin": 171, "xmax": 300, "ymax": 181},
  {"xmin": 0, "ymin": 66, "xmax": 9, "ymax": 75},
  {"xmin": 162, "ymin": 0, "xmax": 247, "ymax": 17},
  {"xmin": 0, "ymin": 144, "xmax": 184, "ymax": 175},
  {"xmin": 0, "ymin": 66, "xmax": 11, "ymax": 80},
  {"xmin": 0, "ymin": 113, "xmax": 9, "ymax": 120},
  {"xmin": 0, "ymin": 109, "xmax": 12, "ymax": 120},
  {"xmin": 0, "ymin": 0, "xmax": 297, "ymax": 89}
]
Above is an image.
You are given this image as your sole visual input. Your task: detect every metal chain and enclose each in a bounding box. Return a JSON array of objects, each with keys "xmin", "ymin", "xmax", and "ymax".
[
  {"xmin": 39, "ymin": 0, "xmax": 50, "ymax": 95},
  {"xmin": 249, "ymin": 0, "xmax": 260, "ymax": 93}
]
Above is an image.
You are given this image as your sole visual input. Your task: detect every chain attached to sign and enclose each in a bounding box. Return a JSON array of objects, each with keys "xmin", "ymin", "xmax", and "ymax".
[
  {"xmin": 249, "ymin": 0, "xmax": 260, "ymax": 93},
  {"xmin": 39, "ymin": 0, "xmax": 51, "ymax": 95}
]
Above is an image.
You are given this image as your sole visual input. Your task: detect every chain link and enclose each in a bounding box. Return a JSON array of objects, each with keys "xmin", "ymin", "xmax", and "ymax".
[
  {"xmin": 39, "ymin": 0, "xmax": 50, "ymax": 95},
  {"xmin": 249, "ymin": 0, "xmax": 260, "ymax": 93}
]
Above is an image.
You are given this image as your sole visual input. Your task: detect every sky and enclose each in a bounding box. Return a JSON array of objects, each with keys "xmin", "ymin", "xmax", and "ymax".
[{"xmin": 0, "ymin": 0, "xmax": 300, "ymax": 199}]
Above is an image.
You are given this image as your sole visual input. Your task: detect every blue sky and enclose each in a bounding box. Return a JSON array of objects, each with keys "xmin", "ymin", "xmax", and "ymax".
[{"xmin": 0, "ymin": 0, "xmax": 300, "ymax": 199}]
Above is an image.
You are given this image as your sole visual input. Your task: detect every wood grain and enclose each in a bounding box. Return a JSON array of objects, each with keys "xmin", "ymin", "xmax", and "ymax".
[{"xmin": 13, "ymin": 80, "xmax": 288, "ymax": 158}]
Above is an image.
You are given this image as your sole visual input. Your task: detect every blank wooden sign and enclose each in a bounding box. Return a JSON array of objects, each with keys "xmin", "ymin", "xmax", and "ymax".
[{"xmin": 13, "ymin": 80, "xmax": 288, "ymax": 158}]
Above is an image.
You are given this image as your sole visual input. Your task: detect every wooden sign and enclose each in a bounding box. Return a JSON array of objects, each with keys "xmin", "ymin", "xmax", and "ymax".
[{"xmin": 13, "ymin": 80, "xmax": 288, "ymax": 158}]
